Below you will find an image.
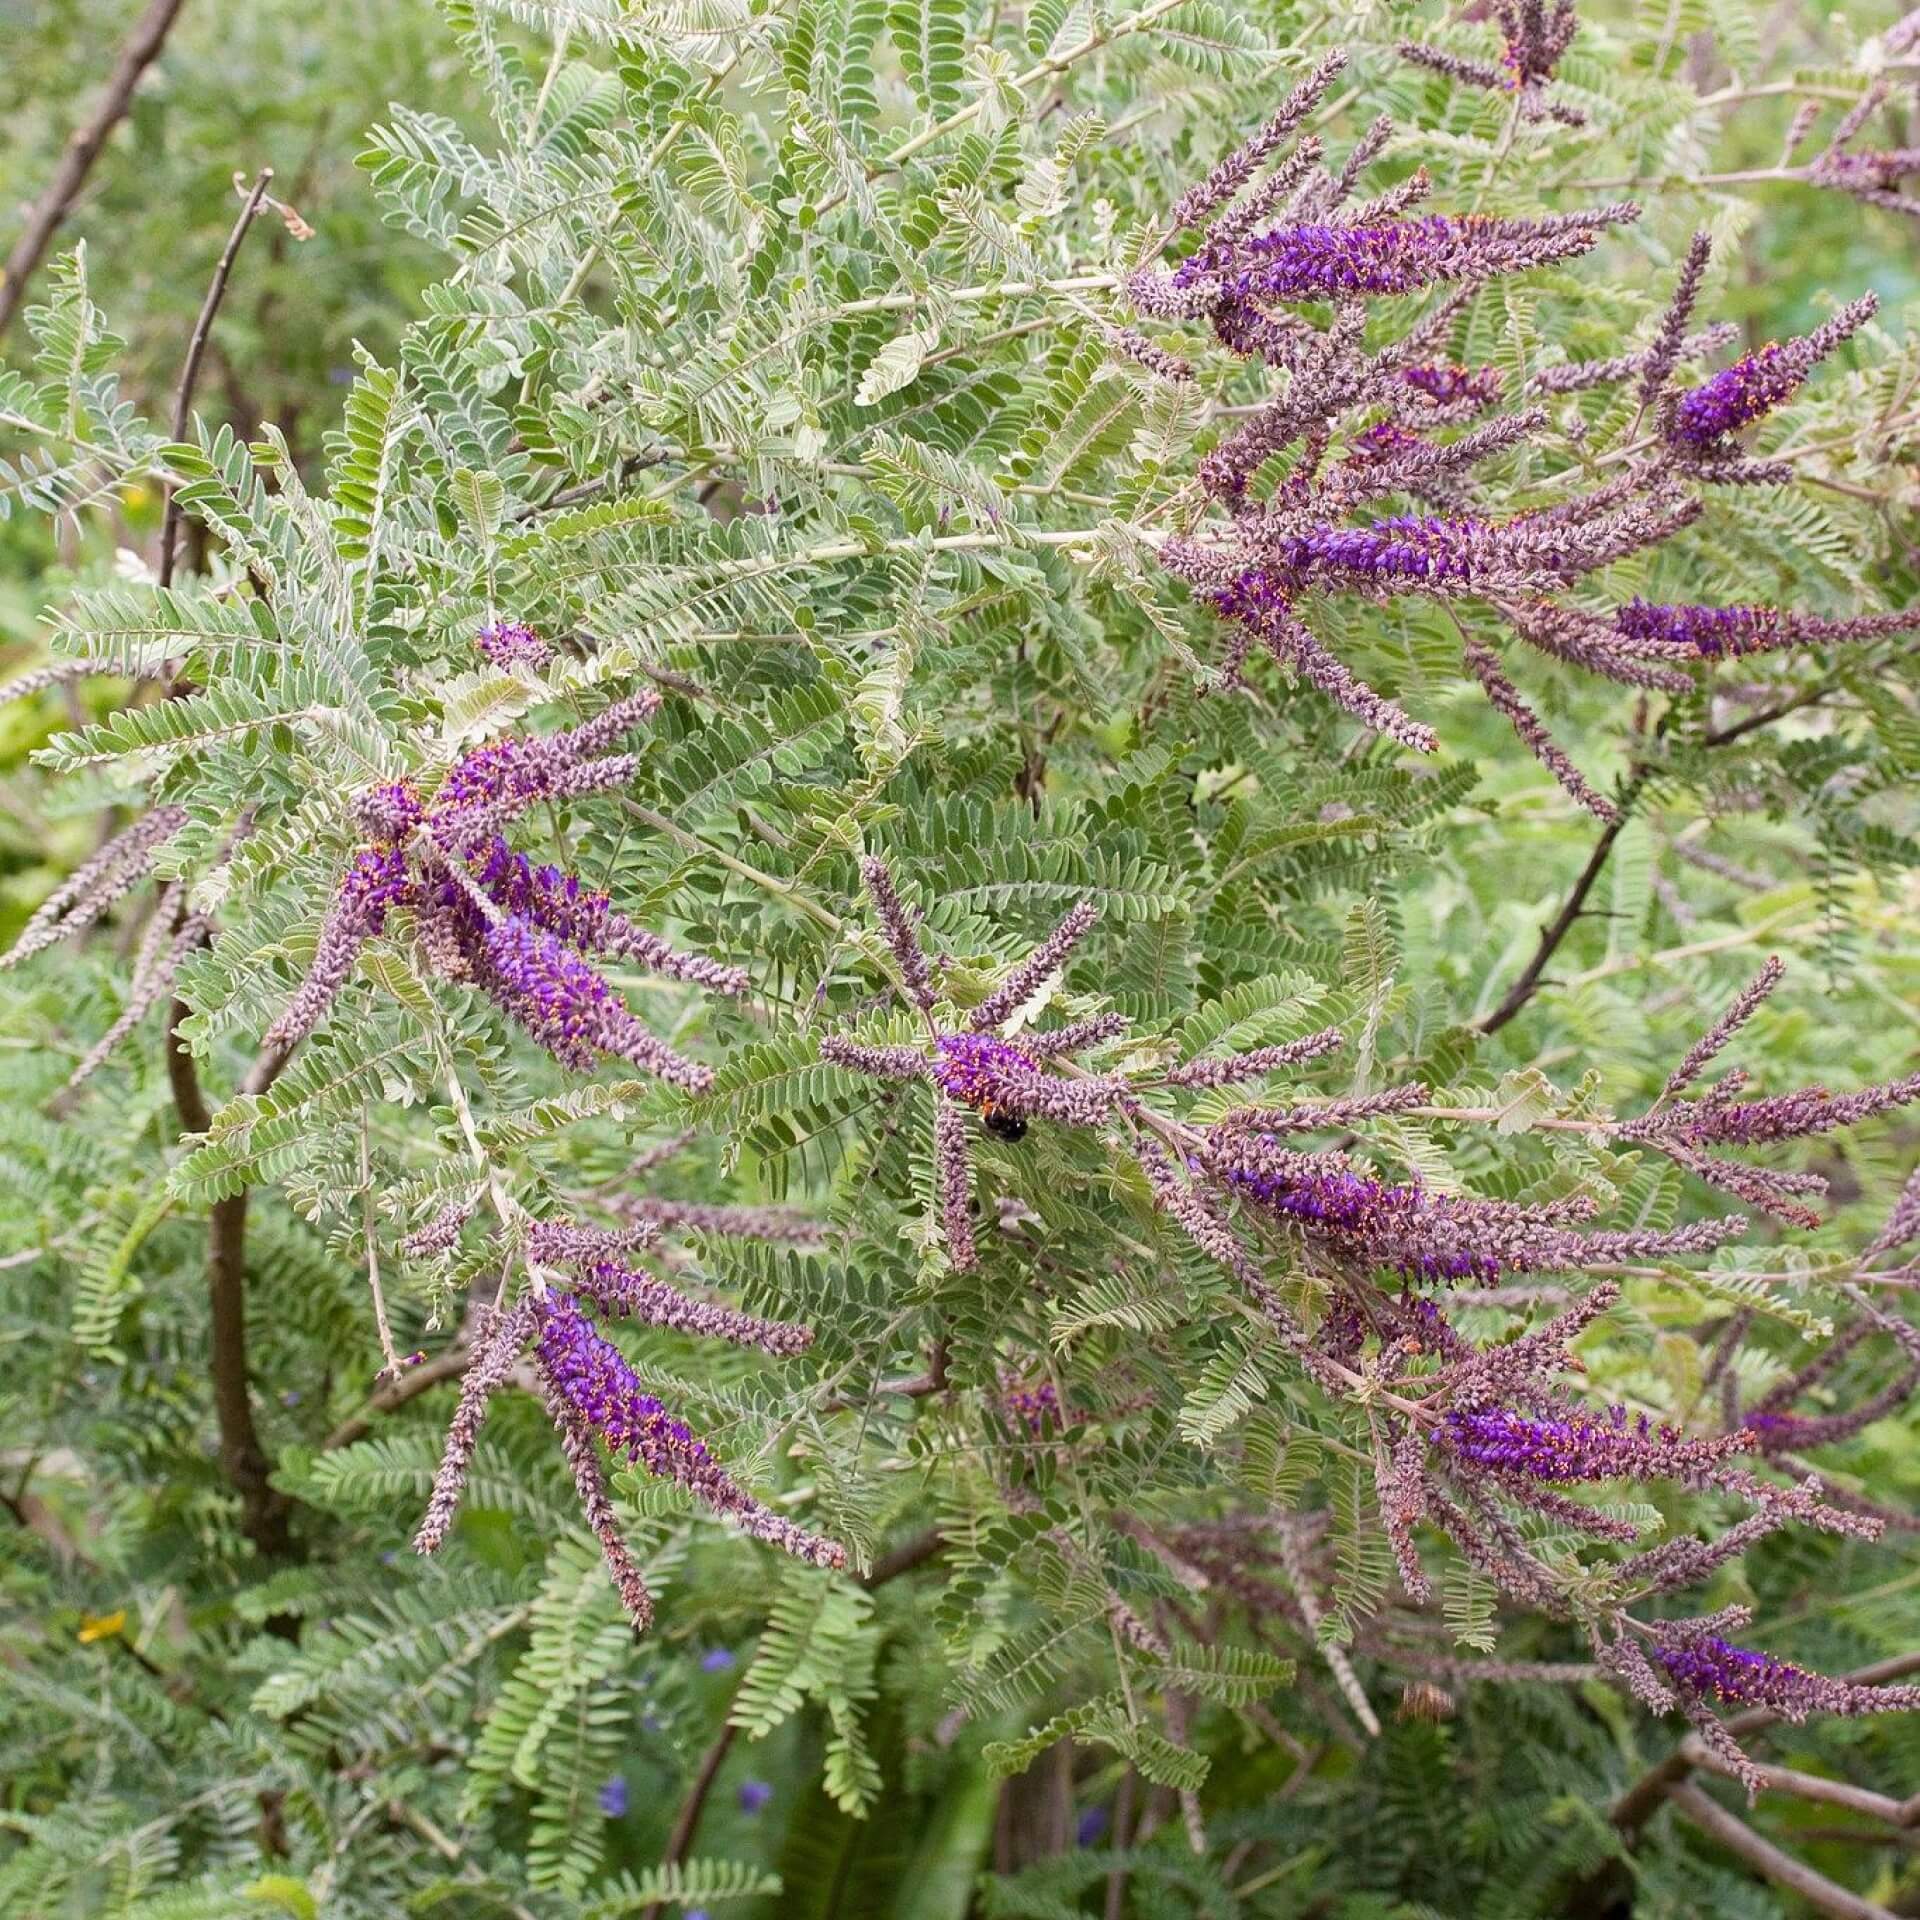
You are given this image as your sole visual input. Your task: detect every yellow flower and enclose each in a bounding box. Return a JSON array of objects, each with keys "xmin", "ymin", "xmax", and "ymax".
[{"xmin": 77, "ymin": 1609, "xmax": 127, "ymax": 1643}]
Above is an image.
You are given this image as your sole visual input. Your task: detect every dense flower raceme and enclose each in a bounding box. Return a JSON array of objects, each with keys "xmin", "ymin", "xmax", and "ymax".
[
  {"xmin": 1614, "ymin": 597, "xmax": 1920, "ymax": 658},
  {"xmin": 1163, "ymin": 208, "xmax": 1632, "ymax": 305},
  {"xmin": 1002, "ymin": 1378, "xmax": 1063, "ymax": 1435},
  {"xmin": 535, "ymin": 1292, "xmax": 843, "ymax": 1569},
  {"xmin": 1797, "ymin": 80, "xmax": 1920, "ymax": 220},
  {"xmin": 404, "ymin": 1112, "xmax": 836, "ymax": 1626},
  {"xmin": 413, "ymin": 1181, "xmax": 839, "ymax": 1627},
  {"xmin": 1122, "ymin": 65, "xmax": 1896, "ymax": 812},
  {"xmin": 264, "ymin": 682, "xmax": 745, "ymax": 1085},
  {"xmin": 1399, "ymin": 361, "xmax": 1506, "ymax": 412},
  {"xmin": 1205, "ymin": 1131, "xmax": 1744, "ymax": 1284},
  {"xmin": 818, "ymin": 859, "xmax": 1131, "ymax": 1270},
  {"xmin": 1653, "ymin": 1631, "xmax": 1920, "ymax": 1721},
  {"xmin": 1666, "ymin": 295, "xmax": 1878, "ymax": 453},
  {"xmin": 1402, "ymin": 0, "xmax": 1586, "ymax": 127},
  {"xmin": 1442, "ymin": 1403, "xmax": 1756, "ymax": 1484},
  {"xmin": 473, "ymin": 620, "xmax": 553, "ymax": 669}
]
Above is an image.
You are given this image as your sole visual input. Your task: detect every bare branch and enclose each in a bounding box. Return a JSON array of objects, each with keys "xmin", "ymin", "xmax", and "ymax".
[
  {"xmin": 0, "ymin": 0, "xmax": 189, "ymax": 341},
  {"xmin": 159, "ymin": 169, "xmax": 275, "ymax": 587},
  {"xmin": 1668, "ymin": 1781, "xmax": 1896, "ymax": 1920}
]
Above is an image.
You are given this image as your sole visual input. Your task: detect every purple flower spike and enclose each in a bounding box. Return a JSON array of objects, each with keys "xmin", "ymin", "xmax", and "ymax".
[
  {"xmin": 432, "ymin": 690, "xmax": 661, "ymax": 849},
  {"xmin": 1444, "ymin": 1404, "xmax": 1755, "ymax": 1484},
  {"xmin": 1004, "ymin": 1380, "xmax": 1062, "ymax": 1435},
  {"xmin": 353, "ymin": 781, "xmax": 424, "ymax": 843},
  {"xmin": 479, "ymin": 914, "xmax": 714, "ymax": 1089},
  {"xmin": 476, "ymin": 621, "xmax": 554, "ymax": 669},
  {"xmin": 536, "ymin": 1293, "xmax": 845, "ymax": 1569},
  {"xmin": 472, "ymin": 838, "xmax": 748, "ymax": 994},
  {"xmin": 1653, "ymin": 1635, "xmax": 1920, "ymax": 1721},
  {"xmin": 1614, "ymin": 598, "xmax": 1920, "ymax": 660},
  {"xmin": 700, "ymin": 1647, "xmax": 737, "ymax": 1673},
  {"xmin": 829, "ymin": 862, "xmax": 1127, "ymax": 1268},
  {"xmin": 1228, "ymin": 1155, "xmax": 1490, "ymax": 1282},
  {"xmin": 1171, "ymin": 208, "xmax": 1634, "ymax": 303},
  {"xmin": 932, "ymin": 1032, "xmax": 1040, "ymax": 1110},
  {"xmin": 738, "ymin": 1779, "xmax": 773, "ymax": 1815},
  {"xmin": 1401, "ymin": 0, "xmax": 1583, "ymax": 126},
  {"xmin": 1400, "ymin": 362, "xmax": 1503, "ymax": 410},
  {"xmin": 598, "ymin": 1776, "xmax": 629, "ymax": 1817},
  {"xmin": 264, "ymin": 844, "xmax": 414, "ymax": 1048},
  {"xmin": 932, "ymin": 1032, "xmax": 1128, "ymax": 1128},
  {"xmin": 1667, "ymin": 294, "xmax": 1876, "ymax": 451},
  {"xmin": 268, "ymin": 692, "xmax": 743, "ymax": 1080},
  {"xmin": 573, "ymin": 1256, "xmax": 814, "ymax": 1356},
  {"xmin": 1208, "ymin": 1133, "xmax": 1744, "ymax": 1283}
]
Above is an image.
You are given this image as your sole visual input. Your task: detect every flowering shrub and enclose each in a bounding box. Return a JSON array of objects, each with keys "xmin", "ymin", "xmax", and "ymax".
[{"xmin": 2, "ymin": 0, "xmax": 1918, "ymax": 1914}]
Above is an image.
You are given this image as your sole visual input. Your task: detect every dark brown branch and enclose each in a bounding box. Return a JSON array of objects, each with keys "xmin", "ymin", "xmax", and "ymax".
[
  {"xmin": 512, "ymin": 448, "xmax": 671, "ymax": 520},
  {"xmin": 188, "ymin": 1039, "xmax": 297, "ymax": 1556},
  {"xmin": 163, "ymin": 898, "xmax": 289, "ymax": 1501},
  {"xmin": 1685, "ymin": 1746, "xmax": 1911, "ymax": 1825},
  {"xmin": 1478, "ymin": 798, "xmax": 1633, "ymax": 1035},
  {"xmin": 0, "ymin": 0, "xmax": 189, "ymax": 341},
  {"xmin": 1702, "ymin": 685, "xmax": 1828, "ymax": 748},
  {"xmin": 163, "ymin": 994, "xmax": 211, "ymax": 1132},
  {"xmin": 862, "ymin": 1525, "xmax": 948, "ymax": 1587},
  {"xmin": 1, "ymin": 1473, "xmax": 101, "ymax": 1572},
  {"xmin": 160, "ymin": 849, "xmax": 297, "ymax": 1557},
  {"xmin": 149, "ymin": 175, "xmax": 290, "ymax": 1555},
  {"xmin": 636, "ymin": 1717, "xmax": 739, "ymax": 1920},
  {"xmin": 818, "ymin": 1370, "xmax": 940, "ymax": 1416},
  {"xmin": 158, "ymin": 169, "xmax": 275, "ymax": 587},
  {"xmin": 1604, "ymin": 1744, "xmax": 1695, "ymax": 1842},
  {"xmin": 321, "ymin": 1343, "xmax": 473, "ymax": 1451}
]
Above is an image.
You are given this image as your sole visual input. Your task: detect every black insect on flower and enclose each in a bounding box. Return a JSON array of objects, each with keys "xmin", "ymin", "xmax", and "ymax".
[{"xmin": 819, "ymin": 858, "xmax": 1132, "ymax": 1269}]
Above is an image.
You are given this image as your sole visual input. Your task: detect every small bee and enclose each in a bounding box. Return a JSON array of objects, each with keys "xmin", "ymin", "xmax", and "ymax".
[
  {"xmin": 981, "ymin": 1106, "xmax": 1028, "ymax": 1143},
  {"xmin": 1396, "ymin": 1680, "xmax": 1456, "ymax": 1724}
]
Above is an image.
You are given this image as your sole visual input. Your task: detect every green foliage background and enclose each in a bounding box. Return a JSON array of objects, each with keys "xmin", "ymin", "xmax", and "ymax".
[{"xmin": 1, "ymin": 0, "xmax": 1917, "ymax": 1914}]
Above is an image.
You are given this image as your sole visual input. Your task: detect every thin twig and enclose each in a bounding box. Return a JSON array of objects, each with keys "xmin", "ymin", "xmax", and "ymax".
[
  {"xmin": 1478, "ymin": 798, "xmax": 1634, "ymax": 1034},
  {"xmin": 321, "ymin": 1343, "xmax": 474, "ymax": 1452},
  {"xmin": 158, "ymin": 169, "xmax": 275, "ymax": 587},
  {"xmin": 636, "ymin": 1719, "xmax": 739, "ymax": 1920},
  {"xmin": 1683, "ymin": 1743, "xmax": 1913, "ymax": 1825},
  {"xmin": 863, "ymin": 1526, "xmax": 948, "ymax": 1587},
  {"xmin": 1703, "ymin": 685, "xmax": 1829, "ymax": 748}
]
